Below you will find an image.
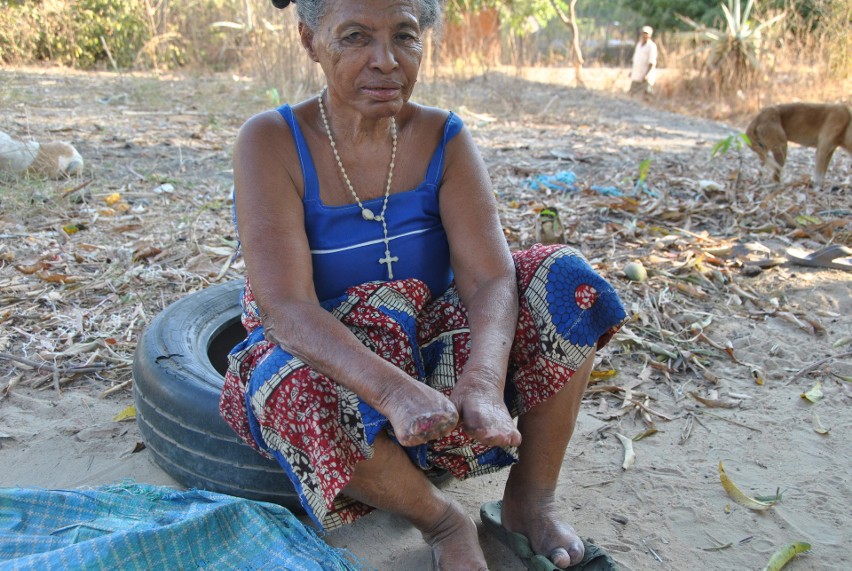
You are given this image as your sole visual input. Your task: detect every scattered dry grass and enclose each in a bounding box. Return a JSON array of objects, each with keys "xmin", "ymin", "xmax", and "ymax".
[
  {"xmin": 1, "ymin": 66, "xmax": 849, "ymax": 400},
  {"xmin": 2, "ymin": 65, "xmax": 851, "ymax": 571}
]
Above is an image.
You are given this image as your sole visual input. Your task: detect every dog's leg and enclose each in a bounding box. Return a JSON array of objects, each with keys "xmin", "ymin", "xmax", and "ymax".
[
  {"xmin": 750, "ymin": 148, "xmax": 769, "ymax": 178},
  {"xmin": 812, "ymin": 143, "xmax": 836, "ymax": 189}
]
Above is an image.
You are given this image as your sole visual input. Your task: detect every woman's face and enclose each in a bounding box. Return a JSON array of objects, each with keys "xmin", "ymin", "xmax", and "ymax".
[{"xmin": 303, "ymin": 0, "xmax": 424, "ymax": 117}]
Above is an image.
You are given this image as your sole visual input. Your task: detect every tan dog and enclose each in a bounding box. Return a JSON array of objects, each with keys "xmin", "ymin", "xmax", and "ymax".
[
  {"xmin": 0, "ymin": 131, "xmax": 84, "ymax": 179},
  {"xmin": 745, "ymin": 103, "xmax": 852, "ymax": 187}
]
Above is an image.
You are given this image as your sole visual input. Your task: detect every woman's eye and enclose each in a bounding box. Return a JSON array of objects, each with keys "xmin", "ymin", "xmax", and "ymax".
[{"xmin": 343, "ymin": 32, "xmax": 365, "ymax": 43}]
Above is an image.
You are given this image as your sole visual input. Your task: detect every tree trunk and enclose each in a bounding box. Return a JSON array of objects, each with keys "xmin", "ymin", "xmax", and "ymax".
[{"xmin": 549, "ymin": 0, "xmax": 585, "ymax": 86}]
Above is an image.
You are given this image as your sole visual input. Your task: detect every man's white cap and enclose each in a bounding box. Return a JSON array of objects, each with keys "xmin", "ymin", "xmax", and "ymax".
[{"xmin": 641, "ymin": 25, "xmax": 653, "ymax": 35}]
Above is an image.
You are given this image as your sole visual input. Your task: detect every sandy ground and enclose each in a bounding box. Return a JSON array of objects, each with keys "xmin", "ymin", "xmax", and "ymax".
[{"xmin": 1, "ymin": 66, "xmax": 850, "ymax": 570}]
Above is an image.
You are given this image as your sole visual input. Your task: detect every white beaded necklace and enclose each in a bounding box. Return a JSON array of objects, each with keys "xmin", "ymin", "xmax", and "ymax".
[{"xmin": 318, "ymin": 87, "xmax": 399, "ymax": 279}]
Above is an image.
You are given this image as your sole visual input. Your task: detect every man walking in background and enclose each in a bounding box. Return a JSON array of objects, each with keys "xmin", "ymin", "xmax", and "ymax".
[{"xmin": 629, "ymin": 25, "xmax": 657, "ymax": 99}]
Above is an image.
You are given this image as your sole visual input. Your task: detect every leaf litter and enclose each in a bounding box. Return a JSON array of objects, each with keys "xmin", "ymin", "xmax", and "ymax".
[{"xmin": 0, "ymin": 68, "xmax": 850, "ymax": 568}]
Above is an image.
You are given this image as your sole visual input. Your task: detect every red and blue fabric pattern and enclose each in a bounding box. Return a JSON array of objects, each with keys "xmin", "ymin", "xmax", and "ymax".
[{"xmin": 219, "ymin": 244, "xmax": 627, "ymax": 530}]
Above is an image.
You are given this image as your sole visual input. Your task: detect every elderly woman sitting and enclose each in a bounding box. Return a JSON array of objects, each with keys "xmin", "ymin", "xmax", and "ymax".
[{"xmin": 218, "ymin": 0, "xmax": 627, "ymax": 568}]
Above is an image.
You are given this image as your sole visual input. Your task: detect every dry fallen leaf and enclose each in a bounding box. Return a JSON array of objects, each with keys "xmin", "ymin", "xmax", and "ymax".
[
  {"xmin": 689, "ymin": 391, "xmax": 740, "ymax": 409},
  {"xmin": 113, "ymin": 405, "xmax": 137, "ymax": 422},
  {"xmin": 14, "ymin": 260, "xmax": 50, "ymax": 275},
  {"xmin": 800, "ymin": 382, "xmax": 824, "ymax": 403},
  {"xmin": 614, "ymin": 432, "xmax": 636, "ymax": 469},
  {"xmin": 763, "ymin": 541, "xmax": 811, "ymax": 571},
  {"xmin": 811, "ymin": 412, "xmax": 830, "ymax": 435},
  {"xmin": 38, "ymin": 272, "xmax": 82, "ymax": 284},
  {"xmin": 717, "ymin": 461, "xmax": 777, "ymax": 512},
  {"xmin": 105, "ymin": 192, "xmax": 122, "ymax": 206},
  {"xmin": 632, "ymin": 427, "xmax": 658, "ymax": 441},
  {"xmin": 132, "ymin": 244, "xmax": 163, "ymax": 262},
  {"xmin": 590, "ymin": 369, "xmax": 618, "ymax": 380}
]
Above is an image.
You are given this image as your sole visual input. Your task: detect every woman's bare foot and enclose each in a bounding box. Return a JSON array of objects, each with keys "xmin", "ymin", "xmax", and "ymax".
[
  {"xmin": 421, "ymin": 501, "xmax": 488, "ymax": 571},
  {"xmin": 500, "ymin": 490, "xmax": 584, "ymax": 568},
  {"xmin": 379, "ymin": 380, "xmax": 459, "ymax": 447},
  {"xmin": 450, "ymin": 376, "xmax": 521, "ymax": 448}
]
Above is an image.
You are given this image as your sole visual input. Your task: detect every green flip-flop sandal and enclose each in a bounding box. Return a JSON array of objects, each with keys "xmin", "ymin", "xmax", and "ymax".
[{"xmin": 480, "ymin": 501, "xmax": 619, "ymax": 571}]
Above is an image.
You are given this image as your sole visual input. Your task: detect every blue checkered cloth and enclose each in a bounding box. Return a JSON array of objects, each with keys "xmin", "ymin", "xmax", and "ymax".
[{"xmin": 0, "ymin": 483, "xmax": 362, "ymax": 570}]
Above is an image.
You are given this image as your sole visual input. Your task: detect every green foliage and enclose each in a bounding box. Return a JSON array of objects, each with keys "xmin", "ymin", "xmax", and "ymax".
[
  {"xmin": 2, "ymin": 0, "xmax": 843, "ymax": 81},
  {"xmin": 266, "ymin": 87, "xmax": 282, "ymax": 107},
  {"xmin": 677, "ymin": 0, "xmax": 786, "ymax": 94},
  {"xmin": 767, "ymin": 0, "xmax": 840, "ymax": 28},
  {"xmin": 487, "ymin": 0, "xmax": 550, "ymax": 36},
  {"xmin": 578, "ymin": 0, "xmax": 644, "ymax": 26},
  {"xmin": 711, "ymin": 133, "xmax": 750, "ymax": 158},
  {"xmin": 71, "ymin": 0, "xmax": 150, "ymax": 68},
  {"xmin": 445, "ymin": 0, "xmax": 504, "ymax": 24},
  {"xmin": 814, "ymin": 0, "xmax": 852, "ymax": 78},
  {"xmin": 638, "ymin": 158, "xmax": 652, "ymax": 182},
  {"xmin": 476, "ymin": 0, "xmax": 610, "ymax": 38},
  {"xmin": 710, "ymin": 132, "xmax": 751, "ymax": 193},
  {"xmin": 624, "ymin": 0, "xmax": 719, "ymax": 31},
  {"xmin": 628, "ymin": 158, "xmax": 654, "ymax": 195},
  {"xmin": 0, "ymin": 0, "xmax": 149, "ymax": 68},
  {"xmin": 0, "ymin": 2, "xmax": 40, "ymax": 63}
]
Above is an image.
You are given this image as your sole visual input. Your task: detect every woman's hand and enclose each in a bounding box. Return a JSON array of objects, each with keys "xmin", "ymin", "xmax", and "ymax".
[
  {"xmin": 375, "ymin": 375, "xmax": 460, "ymax": 447},
  {"xmin": 450, "ymin": 367, "xmax": 521, "ymax": 448},
  {"xmin": 438, "ymin": 123, "xmax": 522, "ymax": 449}
]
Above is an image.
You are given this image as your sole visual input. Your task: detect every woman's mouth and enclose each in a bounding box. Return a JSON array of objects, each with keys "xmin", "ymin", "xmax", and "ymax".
[{"xmin": 363, "ymin": 86, "xmax": 400, "ymax": 101}]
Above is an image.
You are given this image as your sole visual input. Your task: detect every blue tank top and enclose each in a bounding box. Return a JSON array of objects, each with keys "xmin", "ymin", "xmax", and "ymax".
[{"xmin": 276, "ymin": 105, "xmax": 462, "ymax": 302}]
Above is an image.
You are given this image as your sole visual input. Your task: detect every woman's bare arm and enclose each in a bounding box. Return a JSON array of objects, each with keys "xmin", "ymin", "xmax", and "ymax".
[
  {"xmin": 438, "ymin": 124, "xmax": 521, "ymax": 447},
  {"xmin": 233, "ymin": 110, "xmax": 457, "ymax": 446}
]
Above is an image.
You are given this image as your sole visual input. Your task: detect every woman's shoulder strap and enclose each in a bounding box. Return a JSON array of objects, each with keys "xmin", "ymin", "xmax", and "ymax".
[
  {"xmin": 424, "ymin": 111, "xmax": 464, "ymax": 185},
  {"xmin": 275, "ymin": 104, "xmax": 320, "ymax": 201}
]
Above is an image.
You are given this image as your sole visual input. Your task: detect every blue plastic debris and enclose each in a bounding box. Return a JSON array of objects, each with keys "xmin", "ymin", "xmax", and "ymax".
[
  {"xmin": 589, "ymin": 185, "xmax": 623, "ymax": 197},
  {"xmin": 527, "ymin": 171, "xmax": 660, "ymax": 198},
  {"xmin": 633, "ymin": 180, "xmax": 659, "ymax": 197},
  {"xmin": 528, "ymin": 171, "xmax": 578, "ymax": 192}
]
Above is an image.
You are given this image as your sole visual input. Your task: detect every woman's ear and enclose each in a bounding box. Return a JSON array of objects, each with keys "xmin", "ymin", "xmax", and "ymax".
[{"xmin": 299, "ymin": 23, "xmax": 318, "ymax": 62}]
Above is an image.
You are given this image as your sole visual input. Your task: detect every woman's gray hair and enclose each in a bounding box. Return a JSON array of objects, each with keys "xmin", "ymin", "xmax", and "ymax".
[{"xmin": 272, "ymin": 0, "xmax": 443, "ymax": 32}]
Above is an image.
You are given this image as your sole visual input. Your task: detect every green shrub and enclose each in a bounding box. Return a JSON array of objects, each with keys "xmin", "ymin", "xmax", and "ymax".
[
  {"xmin": 0, "ymin": 2, "xmax": 41, "ymax": 63},
  {"xmin": 0, "ymin": 0, "xmax": 148, "ymax": 68},
  {"xmin": 677, "ymin": 0, "xmax": 786, "ymax": 94}
]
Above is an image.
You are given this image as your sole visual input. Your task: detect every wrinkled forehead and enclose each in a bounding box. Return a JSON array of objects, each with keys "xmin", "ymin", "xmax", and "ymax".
[{"xmin": 319, "ymin": 0, "xmax": 422, "ymax": 24}]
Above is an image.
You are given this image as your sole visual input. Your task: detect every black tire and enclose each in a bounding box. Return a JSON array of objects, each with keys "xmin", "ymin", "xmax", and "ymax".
[{"xmin": 132, "ymin": 279, "xmax": 300, "ymax": 510}]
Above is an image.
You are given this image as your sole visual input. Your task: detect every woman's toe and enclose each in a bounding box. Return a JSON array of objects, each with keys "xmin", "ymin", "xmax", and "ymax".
[
  {"xmin": 550, "ymin": 547, "xmax": 572, "ymax": 568},
  {"xmin": 550, "ymin": 540, "xmax": 584, "ymax": 568}
]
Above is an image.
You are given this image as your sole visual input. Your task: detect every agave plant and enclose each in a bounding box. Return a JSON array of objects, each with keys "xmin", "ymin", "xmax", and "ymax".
[{"xmin": 677, "ymin": 0, "xmax": 786, "ymax": 94}]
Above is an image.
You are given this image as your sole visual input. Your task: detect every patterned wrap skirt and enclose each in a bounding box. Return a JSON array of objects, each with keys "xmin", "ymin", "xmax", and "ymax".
[{"xmin": 219, "ymin": 244, "xmax": 627, "ymax": 530}]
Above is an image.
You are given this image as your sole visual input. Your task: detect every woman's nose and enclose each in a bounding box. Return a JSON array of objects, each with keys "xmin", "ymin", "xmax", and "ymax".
[{"xmin": 370, "ymin": 40, "xmax": 399, "ymax": 72}]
